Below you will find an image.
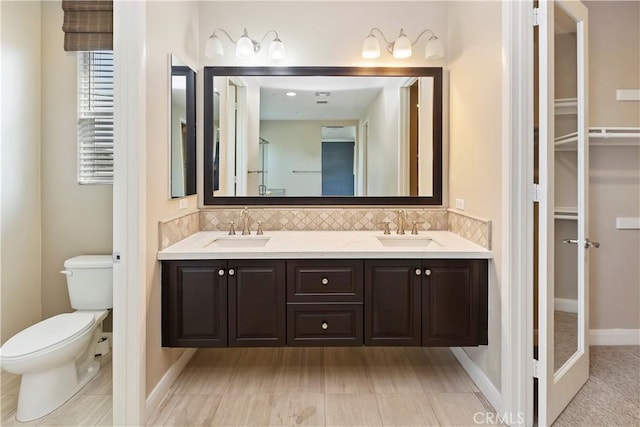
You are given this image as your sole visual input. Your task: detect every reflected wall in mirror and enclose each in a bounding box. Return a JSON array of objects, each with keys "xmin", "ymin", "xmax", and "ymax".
[
  {"xmin": 170, "ymin": 55, "xmax": 196, "ymax": 198},
  {"xmin": 204, "ymin": 67, "xmax": 442, "ymax": 205}
]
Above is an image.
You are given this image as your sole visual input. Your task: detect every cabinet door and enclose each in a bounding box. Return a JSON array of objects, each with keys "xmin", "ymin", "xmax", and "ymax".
[
  {"xmin": 228, "ymin": 260, "xmax": 286, "ymax": 346},
  {"xmin": 365, "ymin": 260, "xmax": 421, "ymax": 346},
  {"xmin": 422, "ymin": 260, "xmax": 487, "ymax": 346},
  {"xmin": 162, "ymin": 260, "xmax": 227, "ymax": 347}
]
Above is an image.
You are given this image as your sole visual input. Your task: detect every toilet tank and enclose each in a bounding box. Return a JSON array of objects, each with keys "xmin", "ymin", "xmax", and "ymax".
[{"xmin": 63, "ymin": 255, "xmax": 113, "ymax": 310}]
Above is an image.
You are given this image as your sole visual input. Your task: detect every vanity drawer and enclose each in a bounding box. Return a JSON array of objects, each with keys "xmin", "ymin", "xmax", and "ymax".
[
  {"xmin": 287, "ymin": 260, "xmax": 363, "ymax": 302},
  {"xmin": 287, "ymin": 304, "xmax": 363, "ymax": 346}
]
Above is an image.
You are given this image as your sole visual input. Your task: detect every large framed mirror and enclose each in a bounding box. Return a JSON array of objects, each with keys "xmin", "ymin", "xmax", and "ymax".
[
  {"xmin": 170, "ymin": 55, "xmax": 196, "ymax": 198},
  {"xmin": 204, "ymin": 67, "xmax": 442, "ymax": 205}
]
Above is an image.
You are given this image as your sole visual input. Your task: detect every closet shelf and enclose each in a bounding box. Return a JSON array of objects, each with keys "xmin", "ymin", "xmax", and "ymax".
[
  {"xmin": 554, "ymin": 127, "xmax": 640, "ymax": 150},
  {"xmin": 555, "ymin": 98, "xmax": 577, "ymax": 115}
]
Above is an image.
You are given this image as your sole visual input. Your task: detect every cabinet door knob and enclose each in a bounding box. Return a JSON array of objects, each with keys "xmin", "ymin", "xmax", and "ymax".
[
  {"xmin": 228, "ymin": 268, "xmax": 235, "ymax": 276},
  {"xmin": 424, "ymin": 269, "xmax": 432, "ymax": 276},
  {"xmin": 321, "ymin": 277, "xmax": 329, "ymax": 285},
  {"xmin": 218, "ymin": 269, "xmax": 225, "ymax": 276},
  {"xmin": 415, "ymin": 268, "xmax": 422, "ymax": 276},
  {"xmin": 321, "ymin": 322, "xmax": 329, "ymax": 330}
]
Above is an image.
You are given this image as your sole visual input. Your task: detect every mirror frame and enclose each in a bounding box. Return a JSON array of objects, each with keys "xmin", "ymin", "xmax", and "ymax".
[
  {"xmin": 170, "ymin": 64, "xmax": 197, "ymax": 198},
  {"xmin": 203, "ymin": 66, "xmax": 442, "ymax": 205}
]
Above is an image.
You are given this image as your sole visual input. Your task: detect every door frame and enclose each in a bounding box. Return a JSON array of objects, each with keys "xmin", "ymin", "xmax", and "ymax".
[
  {"xmin": 112, "ymin": 2, "xmax": 146, "ymax": 425},
  {"xmin": 502, "ymin": 0, "xmax": 535, "ymax": 425}
]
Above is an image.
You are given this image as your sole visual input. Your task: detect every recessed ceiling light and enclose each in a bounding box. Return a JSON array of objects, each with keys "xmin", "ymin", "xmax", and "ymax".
[{"xmin": 286, "ymin": 91, "xmax": 296, "ymax": 97}]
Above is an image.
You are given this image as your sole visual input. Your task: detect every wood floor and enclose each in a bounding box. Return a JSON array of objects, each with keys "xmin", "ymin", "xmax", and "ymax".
[{"xmin": 147, "ymin": 347, "xmax": 499, "ymax": 426}]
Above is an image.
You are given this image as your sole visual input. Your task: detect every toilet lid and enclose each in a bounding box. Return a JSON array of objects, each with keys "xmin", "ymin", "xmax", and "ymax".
[{"xmin": 0, "ymin": 313, "xmax": 95, "ymax": 359}]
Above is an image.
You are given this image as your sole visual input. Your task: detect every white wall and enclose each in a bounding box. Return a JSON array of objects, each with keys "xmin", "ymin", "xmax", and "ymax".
[
  {"xmin": 0, "ymin": 1, "xmax": 42, "ymax": 344},
  {"xmin": 447, "ymin": 0, "xmax": 503, "ymax": 390},
  {"xmin": 40, "ymin": 1, "xmax": 113, "ymax": 326},
  {"xmin": 199, "ymin": 2, "xmax": 447, "ymax": 68},
  {"xmin": 260, "ymin": 119, "xmax": 358, "ymax": 196},
  {"xmin": 362, "ymin": 80, "xmax": 403, "ymax": 196},
  {"xmin": 585, "ymin": 1, "xmax": 640, "ymax": 330},
  {"xmin": 145, "ymin": 0, "xmax": 200, "ymax": 397}
]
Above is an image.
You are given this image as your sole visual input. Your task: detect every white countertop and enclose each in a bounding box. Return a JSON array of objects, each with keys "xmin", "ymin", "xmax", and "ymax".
[{"xmin": 157, "ymin": 230, "xmax": 492, "ymax": 260}]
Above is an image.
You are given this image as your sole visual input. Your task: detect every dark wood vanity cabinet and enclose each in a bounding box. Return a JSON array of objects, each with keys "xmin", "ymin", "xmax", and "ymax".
[
  {"xmin": 162, "ymin": 260, "xmax": 227, "ymax": 347},
  {"xmin": 162, "ymin": 258, "xmax": 487, "ymax": 348},
  {"xmin": 228, "ymin": 260, "xmax": 286, "ymax": 347},
  {"xmin": 286, "ymin": 260, "xmax": 364, "ymax": 346},
  {"xmin": 365, "ymin": 259, "xmax": 488, "ymax": 347},
  {"xmin": 162, "ymin": 260, "xmax": 285, "ymax": 347},
  {"xmin": 422, "ymin": 260, "xmax": 488, "ymax": 346},
  {"xmin": 365, "ymin": 261, "xmax": 422, "ymax": 346}
]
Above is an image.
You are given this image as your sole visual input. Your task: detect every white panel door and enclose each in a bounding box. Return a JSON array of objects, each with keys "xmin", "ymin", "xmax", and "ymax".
[{"xmin": 537, "ymin": 0, "xmax": 595, "ymax": 425}]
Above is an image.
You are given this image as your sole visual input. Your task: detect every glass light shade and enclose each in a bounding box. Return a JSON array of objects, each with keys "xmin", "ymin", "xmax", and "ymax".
[
  {"xmin": 392, "ymin": 34, "xmax": 412, "ymax": 59},
  {"xmin": 424, "ymin": 36, "xmax": 444, "ymax": 60},
  {"xmin": 205, "ymin": 35, "xmax": 224, "ymax": 58},
  {"xmin": 236, "ymin": 36, "xmax": 255, "ymax": 58},
  {"xmin": 268, "ymin": 38, "xmax": 286, "ymax": 61},
  {"xmin": 361, "ymin": 35, "xmax": 381, "ymax": 59}
]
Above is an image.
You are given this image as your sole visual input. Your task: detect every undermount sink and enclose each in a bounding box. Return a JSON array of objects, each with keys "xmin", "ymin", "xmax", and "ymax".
[
  {"xmin": 376, "ymin": 235, "xmax": 434, "ymax": 247},
  {"xmin": 206, "ymin": 236, "xmax": 271, "ymax": 248}
]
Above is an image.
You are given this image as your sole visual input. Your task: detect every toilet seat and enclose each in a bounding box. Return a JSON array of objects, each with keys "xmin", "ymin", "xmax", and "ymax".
[{"xmin": 0, "ymin": 313, "xmax": 95, "ymax": 360}]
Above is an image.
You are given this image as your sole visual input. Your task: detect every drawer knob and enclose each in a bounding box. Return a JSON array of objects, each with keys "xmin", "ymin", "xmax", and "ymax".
[
  {"xmin": 321, "ymin": 277, "xmax": 329, "ymax": 285},
  {"xmin": 321, "ymin": 322, "xmax": 328, "ymax": 330},
  {"xmin": 415, "ymin": 268, "xmax": 422, "ymax": 276},
  {"xmin": 218, "ymin": 269, "xmax": 225, "ymax": 276},
  {"xmin": 228, "ymin": 268, "xmax": 235, "ymax": 276},
  {"xmin": 425, "ymin": 269, "xmax": 432, "ymax": 276}
]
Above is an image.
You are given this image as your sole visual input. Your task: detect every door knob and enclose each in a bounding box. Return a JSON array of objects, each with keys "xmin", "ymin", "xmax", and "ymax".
[
  {"xmin": 228, "ymin": 268, "xmax": 235, "ymax": 276},
  {"xmin": 321, "ymin": 322, "xmax": 328, "ymax": 330},
  {"xmin": 585, "ymin": 238, "xmax": 600, "ymax": 249},
  {"xmin": 424, "ymin": 269, "xmax": 432, "ymax": 276},
  {"xmin": 415, "ymin": 268, "xmax": 422, "ymax": 276},
  {"xmin": 218, "ymin": 269, "xmax": 225, "ymax": 276},
  {"xmin": 563, "ymin": 238, "xmax": 579, "ymax": 245}
]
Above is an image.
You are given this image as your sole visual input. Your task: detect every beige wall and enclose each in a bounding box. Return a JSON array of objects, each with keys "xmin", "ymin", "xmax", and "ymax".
[
  {"xmin": 145, "ymin": 0, "xmax": 199, "ymax": 397},
  {"xmin": 585, "ymin": 1, "xmax": 640, "ymax": 330},
  {"xmin": 447, "ymin": 0, "xmax": 503, "ymax": 389},
  {"xmin": 40, "ymin": 1, "xmax": 114, "ymax": 327},
  {"xmin": 0, "ymin": 1, "xmax": 42, "ymax": 344}
]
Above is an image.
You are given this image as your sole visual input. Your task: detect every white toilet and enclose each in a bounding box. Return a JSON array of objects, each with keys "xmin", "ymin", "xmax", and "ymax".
[{"xmin": 0, "ymin": 255, "xmax": 113, "ymax": 422}]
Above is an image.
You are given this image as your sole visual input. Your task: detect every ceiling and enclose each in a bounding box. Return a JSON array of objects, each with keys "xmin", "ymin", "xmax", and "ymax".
[{"xmin": 254, "ymin": 76, "xmax": 407, "ymax": 121}]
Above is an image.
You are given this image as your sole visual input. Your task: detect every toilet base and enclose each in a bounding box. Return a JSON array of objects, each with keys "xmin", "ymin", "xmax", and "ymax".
[{"xmin": 16, "ymin": 359, "xmax": 101, "ymax": 422}]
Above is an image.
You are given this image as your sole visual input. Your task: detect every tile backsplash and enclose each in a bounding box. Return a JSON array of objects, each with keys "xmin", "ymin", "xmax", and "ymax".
[
  {"xmin": 158, "ymin": 211, "xmax": 199, "ymax": 250},
  {"xmin": 200, "ymin": 208, "xmax": 448, "ymax": 233},
  {"xmin": 159, "ymin": 207, "xmax": 492, "ymax": 250}
]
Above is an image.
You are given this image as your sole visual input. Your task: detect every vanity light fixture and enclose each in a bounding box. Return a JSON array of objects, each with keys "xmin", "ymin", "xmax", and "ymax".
[
  {"xmin": 362, "ymin": 28, "xmax": 444, "ymax": 60},
  {"xmin": 205, "ymin": 28, "xmax": 286, "ymax": 61}
]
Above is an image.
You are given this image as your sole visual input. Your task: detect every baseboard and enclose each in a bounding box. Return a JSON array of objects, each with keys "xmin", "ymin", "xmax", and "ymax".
[
  {"xmin": 554, "ymin": 298, "xmax": 578, "ymax": 313},
  {"xmin": 450, "ymin": 347, "xmax": 502, "ymax": 413},
  {"xmin": 590, "ymin": 329, "xmax": 640, "ymax": 346},
  {"xmin": 145, "ymin": 348, "xmax": 197, "ymax": 419}
]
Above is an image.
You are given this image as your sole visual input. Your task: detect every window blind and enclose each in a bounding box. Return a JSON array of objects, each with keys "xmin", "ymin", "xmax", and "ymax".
[
  {"xmin": 77, "ymin": 51, "xmax": 114, "ymax": 184},
  {"xmin": 62, "ymin": 1, "xmax": 113, "ymax": 52}
]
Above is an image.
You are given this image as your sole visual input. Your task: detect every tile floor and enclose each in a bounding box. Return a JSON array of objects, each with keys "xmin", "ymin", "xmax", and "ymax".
[
  {"xmin": 0, "ymin": 353, "xmax": 112, "ymax": 426},
  {"xmin": 1, "ymin": 347, "xmax": 498, "ymax": 427},
  {"xmin": 147, "ymin": 347, "xmax": 500, "ymax": 426}
]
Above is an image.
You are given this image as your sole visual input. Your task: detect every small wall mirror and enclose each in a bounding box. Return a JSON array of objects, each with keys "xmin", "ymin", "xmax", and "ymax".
[
  {"xmin": 204, "ymin": 67, "xmax": 442, "ymax": 205},
  {"xmin": 170, "ymin": 55, "xmax": 196, "ymax": 198}
]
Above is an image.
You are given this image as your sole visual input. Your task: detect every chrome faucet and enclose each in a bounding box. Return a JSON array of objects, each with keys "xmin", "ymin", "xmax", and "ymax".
[
  {"xmin": 241, "ymin": 207, "xmax": 251, "ymax": 235},
  {"xmin": 396, "ymin": 210, "xmax": 407, "ymax": 235}
]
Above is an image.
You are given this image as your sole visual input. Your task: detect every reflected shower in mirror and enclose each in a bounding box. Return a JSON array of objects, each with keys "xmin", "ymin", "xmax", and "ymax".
[
  {"xmin": 203, "ymin": 67, "xmax": 442, "ymax": 205},
  {"xmin": 170, "ymin": 55, "xmax": 196, "ymax": 198}
]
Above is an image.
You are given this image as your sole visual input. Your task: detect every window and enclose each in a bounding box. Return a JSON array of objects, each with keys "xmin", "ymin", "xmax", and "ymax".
[{"xmin": 77, "ymin": 51, "xmax": 114, "ymax": 184}]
